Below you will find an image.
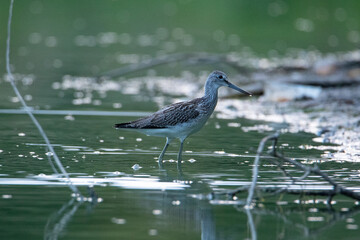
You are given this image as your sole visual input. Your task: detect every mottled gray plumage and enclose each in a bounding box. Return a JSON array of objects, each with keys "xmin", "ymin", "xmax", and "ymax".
[
  {"xmin": 115, "ymin": 98, "xmax": 202, "ymax": 129},
  {"xmin": 115, "ymin": 70, "xmax": 251, "ymax": 165}
]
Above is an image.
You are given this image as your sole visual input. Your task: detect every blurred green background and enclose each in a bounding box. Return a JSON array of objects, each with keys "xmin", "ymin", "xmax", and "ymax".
[{"xmin": 1, "ymin": 0, "xmax": 359, "ymax": 76}]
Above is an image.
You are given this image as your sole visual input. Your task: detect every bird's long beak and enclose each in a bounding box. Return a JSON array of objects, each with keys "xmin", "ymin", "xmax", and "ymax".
[{"xmin": 226, "ymin": 81, "xmax": 252, "ymax": 96}]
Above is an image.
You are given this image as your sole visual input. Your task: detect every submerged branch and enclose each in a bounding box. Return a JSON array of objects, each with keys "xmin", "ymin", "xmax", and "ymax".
[
  {"xmin": 97, "ymin": 52, "xmax": 250, "ymax": 79},
  {"xmin": 245, "ymin": 132, "xmax": 279, "ymax": 208},
  {"xmin": 270, "ymin": 150, "xmax": 360, "ymax": 201},
  {"xmin": 217, "ymin": 133, "xmax": 360, "ymax": 206},
  {"xmin": 236, "ymin": 204, "xmax": 360, "ymax": 239},
  {"xmin": 5, "ymin": 0, "xmax": 81, "ymax": 197},
  {"xmin": 256, "ymin": 133, "xmax": 360, "ymax": 202}
]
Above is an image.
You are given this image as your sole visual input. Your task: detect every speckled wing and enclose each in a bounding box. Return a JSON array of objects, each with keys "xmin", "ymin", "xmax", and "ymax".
[{"xmin": 115, "ymin": 98, "xmax": 201, "ymax": 129}]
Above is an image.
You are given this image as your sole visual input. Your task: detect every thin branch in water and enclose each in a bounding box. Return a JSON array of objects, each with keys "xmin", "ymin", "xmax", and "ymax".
[
  {"xmin": 268, "ymin": 158, "xmax": 297, "ymax": 182},
  {"xmin": 215, "ymin": 132, "xmax": 360, "ymax": 207},
  {"xmin": 244, "ymin": 132, "xmax": 360, "ymax": 205},
  {"xmin": 296, "ymin": 169, "xmax": 311, "ymax": 182},
  {"xmin": 97, "ymin": 52, "xmax": 251, "ymax": 79},
  {"xmin": 270, "ymin": 150, "xmax": 360, "ymax": 201},
  {"xmin": 245, "ymin": 208, "xmax": 257, "ymax": 240},
  {"xmin": 245, "ymin": 132, "xmax": 279, "ymax": 208},
  {"xmin": 6, "ymin": 0, "xmax": 81, "ymax": 197}
]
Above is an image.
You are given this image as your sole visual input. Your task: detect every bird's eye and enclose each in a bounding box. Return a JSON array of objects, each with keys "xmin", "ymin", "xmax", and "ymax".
[{"xmin": 219, "ymin": 75, "xmax": 223, "ymax": 79}]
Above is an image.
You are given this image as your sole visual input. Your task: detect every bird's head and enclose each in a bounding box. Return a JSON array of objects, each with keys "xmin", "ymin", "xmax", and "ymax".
[{"xmin": 206, "ymin": 70, "xmax": 252, "ymax": 96}]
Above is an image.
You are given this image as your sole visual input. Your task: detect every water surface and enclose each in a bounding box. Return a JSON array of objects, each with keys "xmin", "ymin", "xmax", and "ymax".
[{"xmin": 1, "ymin": 1, "xmax": 360, "ymax": 239}]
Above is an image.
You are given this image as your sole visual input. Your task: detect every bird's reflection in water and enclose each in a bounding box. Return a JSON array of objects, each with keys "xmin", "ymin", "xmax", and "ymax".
[
  {"xmin": 42, "ymin": 186, "xmax": 218, "ymax": 239},
  {"xmin": 42, "ymin": 177, "xmax": 360, "ymax": 240}
]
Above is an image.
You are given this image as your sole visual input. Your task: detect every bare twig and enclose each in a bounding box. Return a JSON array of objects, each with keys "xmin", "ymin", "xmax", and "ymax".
[
  {"xmin": 245, "ymin": 208, "xmax": 257, "ymax": 240},
  {"xmin": 216, "ymin": 132, "xmax": 360, "ymax": 206},
  {"xmin": 97, "ymin": 52, "xmax": 250, "ymax": 79},
  {"xmin": 6, "ymin": 0, "xmax": 81, "ymax": 197},
  {"xmin": 245, "ymin": 132, "xmax": 279, "ymax": 208},
  {"xmin": 297, "ymin": 169, "xmax": 311, "ymax": 182},
  {"xmin": 98, "ymin": 53, "xmax": 193, "ymax": 79},
  {"xmin": 270, "ymin": 150, "xmax": 360, "ymax": 201},
  {"xmin": 243, "ymin": 133, "xmax": 360, "ymax": 204},
  {"xmin": 267, "ymin": 158, "xmax": 297, "ymax": 182}
]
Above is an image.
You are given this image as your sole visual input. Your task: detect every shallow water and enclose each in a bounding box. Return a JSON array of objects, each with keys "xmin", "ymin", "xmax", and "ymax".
[
  {"xmin": 1, "ymin": 1, "xmax": 360, "ymax": 239},
  {"xmin": 1, "ymin": 113, "xmax": 360, "ymax": 239}
]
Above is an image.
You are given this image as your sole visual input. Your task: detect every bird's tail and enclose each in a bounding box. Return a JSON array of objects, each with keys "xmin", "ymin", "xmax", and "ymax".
[{"xmin": 114, "ymin": 122, "xmax": 133, "ymax": 129}]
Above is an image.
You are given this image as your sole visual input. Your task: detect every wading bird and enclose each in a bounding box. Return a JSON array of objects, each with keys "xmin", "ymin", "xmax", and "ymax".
[{"xmin": 115, "ymin": 71, "xmax": 251, "ymax": 164}]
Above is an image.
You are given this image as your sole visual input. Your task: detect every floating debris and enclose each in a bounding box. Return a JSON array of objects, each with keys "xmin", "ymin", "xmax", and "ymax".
[
  {"xmin": 171, "ymin": 200, "xmax": 181, "ymax": 205},
  {"xmin": 152, "ymin": 209, "xmax": 162, "ymax": 215},
  {"xmin": 111, "ymin": 217, "xmax": 126, "ymax": 225},
  {"xmin": 2, "ymin": 194, "xmax": 12, "ymax": 199},
  {"xmin": 113, "ymin": 103, "xmax": 122, "ymax": 109},
  {"xmin": 131, "ymin": 164, "xmax": 142, "ymax": 170},
  {"xmin": 346, "ymin": 224, "xmax": 359, "ymax": 230},
  {"xmin": 307, "ymin": 216, "xmax": 325, "ymax": 222},
  {"xmin": 227, "ymin": 122, "xmax": 241, "ymax": 127},
  {"xmin": 64, "ymin": 114, "xmax": 75, "ymax": 121},
  {"xmin": 214, "ymin": 151, "xmax": 226, "ymax": 155},
  {"xmin": 242, "ymin": 124, "xmax": 274, "ymax": 133},
  {"xmin": 148, "ymin": 229, "xmax": 158, "ymax": 236}
]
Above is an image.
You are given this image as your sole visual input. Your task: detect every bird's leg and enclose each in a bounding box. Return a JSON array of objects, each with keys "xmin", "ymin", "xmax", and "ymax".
[
  {"xmin": 177, "ymin": 138, "xmax": 185, "ymax": 163},
  {"xmin": 158, "ymin": 137, "xmax": 172, "ymax": 163}
]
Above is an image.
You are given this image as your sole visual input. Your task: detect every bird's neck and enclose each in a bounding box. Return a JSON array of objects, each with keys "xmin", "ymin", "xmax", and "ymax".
[{"xmin": 204, "ymin": 82, "xmax": 219, "ymax": 106}]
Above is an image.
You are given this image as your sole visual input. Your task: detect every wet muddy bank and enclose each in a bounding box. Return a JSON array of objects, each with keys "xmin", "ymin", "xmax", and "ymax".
[{"xmin": 218, "ymin": 83, "xmax": 360, "ymax": 162}]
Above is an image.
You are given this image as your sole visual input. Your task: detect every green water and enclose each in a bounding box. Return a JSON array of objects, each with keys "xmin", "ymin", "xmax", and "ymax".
[{"xmin": 1, "ymin": 1, "xmax": 360, "ymax": 239}]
